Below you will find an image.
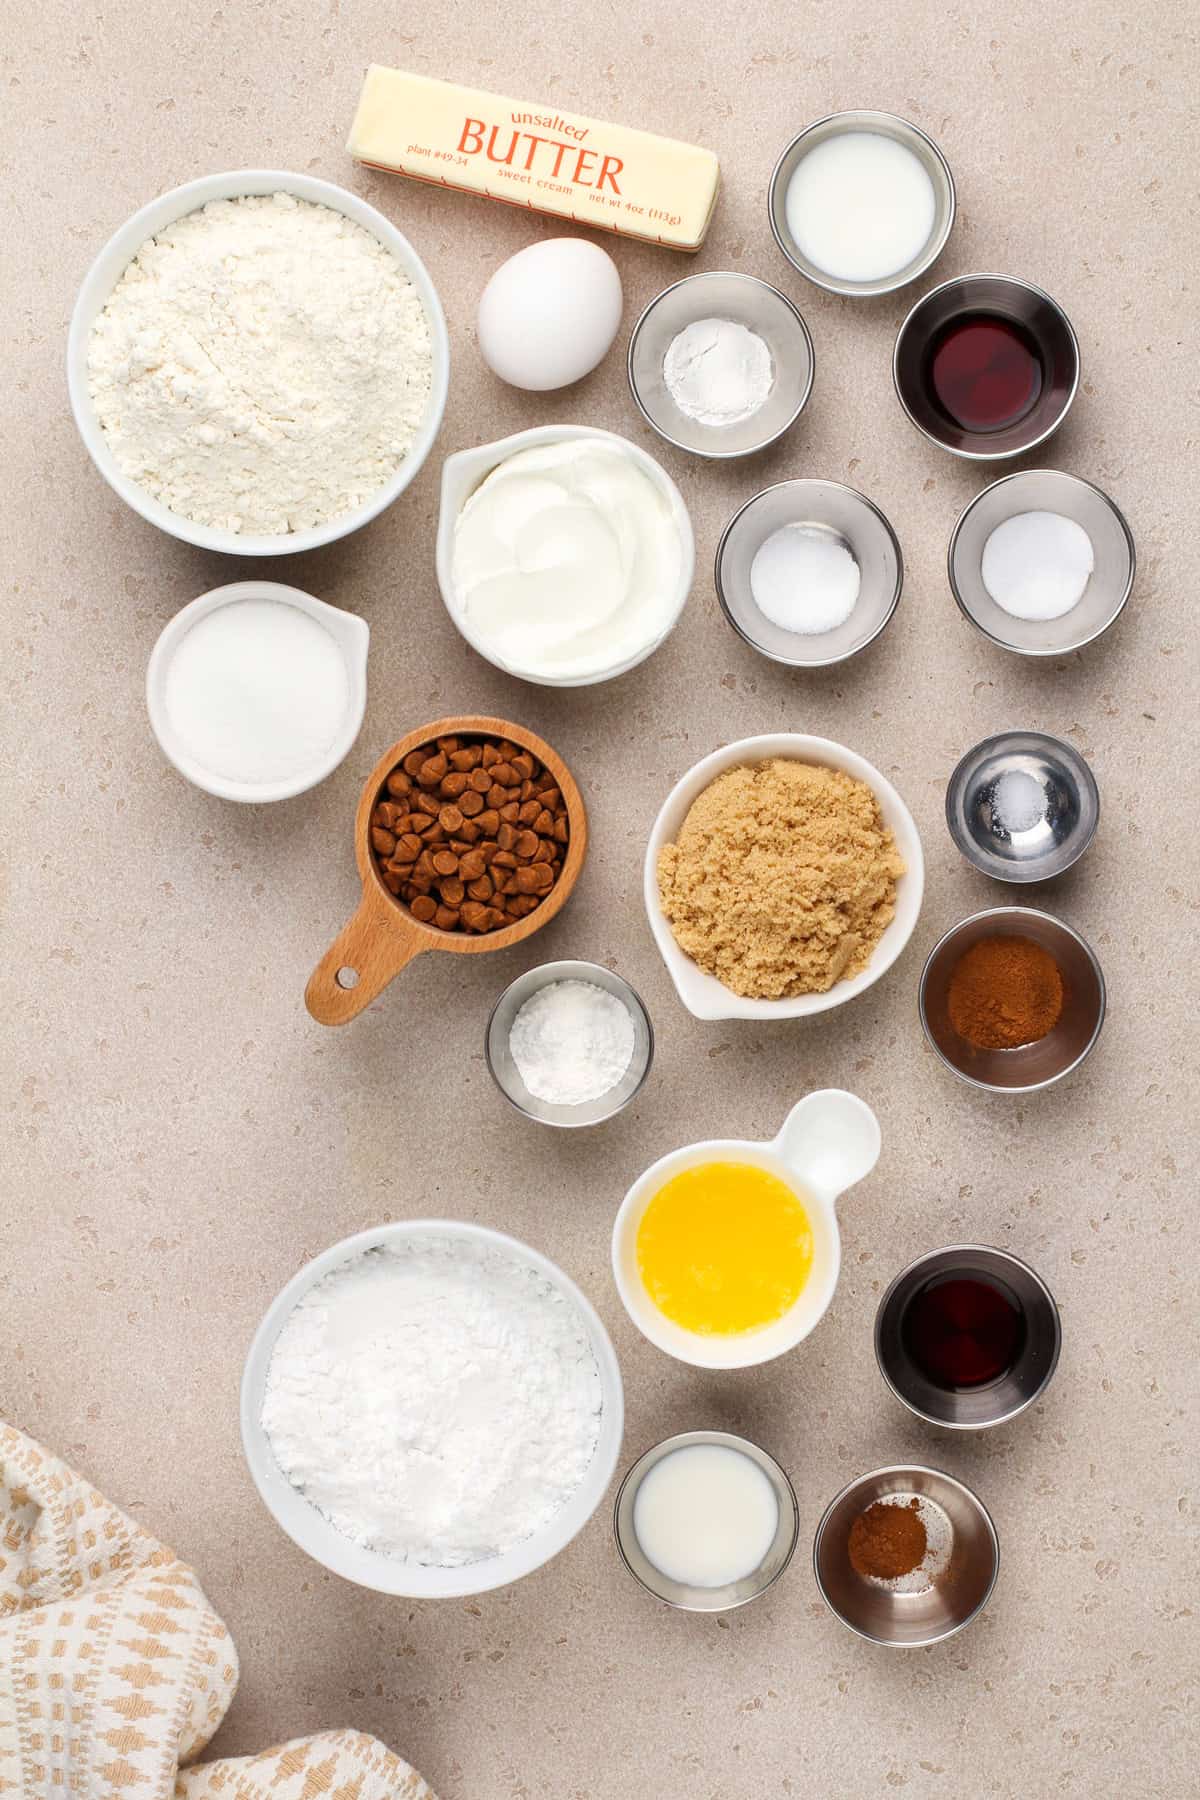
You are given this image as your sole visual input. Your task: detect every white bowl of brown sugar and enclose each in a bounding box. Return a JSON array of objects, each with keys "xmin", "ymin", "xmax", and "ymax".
[{"xmin": 644, "ymin": 734, "xmax": 924, "ymax": 1021}]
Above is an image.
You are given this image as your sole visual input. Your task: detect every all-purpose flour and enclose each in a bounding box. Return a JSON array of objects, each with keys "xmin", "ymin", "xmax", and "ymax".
[
  {"xmin": 88, "ymin": 192, "xmax": 432, "ymax": 534},
  {"xmin": 261, "ymin": 1237, "xmax": 603, "ymax": 1566}
]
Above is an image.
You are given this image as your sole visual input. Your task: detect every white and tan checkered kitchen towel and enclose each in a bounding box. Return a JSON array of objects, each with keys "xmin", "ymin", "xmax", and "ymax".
[{"xmin": 0, "ymin": 1424, "xmax": 436, "ymax": 1799}]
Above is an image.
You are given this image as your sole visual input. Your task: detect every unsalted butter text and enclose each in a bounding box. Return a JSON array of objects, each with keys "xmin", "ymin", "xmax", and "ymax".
[{"xmin": 458, "ymin": 119, "xmax": 624, "ymax": 192}]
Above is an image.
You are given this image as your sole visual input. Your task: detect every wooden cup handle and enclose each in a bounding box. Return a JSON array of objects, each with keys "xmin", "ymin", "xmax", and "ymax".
[{"xmin": 305, "ymin": 885, "xmax": 426, "ymax": 1025}]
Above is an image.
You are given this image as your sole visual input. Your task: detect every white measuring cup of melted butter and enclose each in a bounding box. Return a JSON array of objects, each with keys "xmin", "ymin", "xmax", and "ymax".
[{"xmin": 611, "ymin": 1090, "xmax": 881, "ymax": 1369}]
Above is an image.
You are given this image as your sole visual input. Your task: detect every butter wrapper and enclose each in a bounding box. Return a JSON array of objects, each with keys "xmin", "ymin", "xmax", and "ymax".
[{"xmin": 347, "ymin": 65, "xmax": 719, "ymax": 252}]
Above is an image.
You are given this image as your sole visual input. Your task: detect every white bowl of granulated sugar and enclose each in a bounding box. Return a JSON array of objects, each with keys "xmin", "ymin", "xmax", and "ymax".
[
  {"xmin": 68, "ymin": 169, "xmax": 449, "ymax": 555},
  {"xmin": 241, "ymin": 1219, "xmax": 624, "ymax": 1598}
]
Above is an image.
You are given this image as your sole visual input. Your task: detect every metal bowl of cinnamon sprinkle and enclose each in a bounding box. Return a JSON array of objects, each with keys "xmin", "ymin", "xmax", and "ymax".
[{"xmin": 813, "ymin": 1465, "xmax": 999, "ymax": 1647}]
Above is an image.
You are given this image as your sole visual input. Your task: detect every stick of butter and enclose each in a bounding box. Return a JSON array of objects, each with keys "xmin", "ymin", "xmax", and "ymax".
[{"xmin": 347, "ymin": 65, "xmax": 720, "ymax": 252}]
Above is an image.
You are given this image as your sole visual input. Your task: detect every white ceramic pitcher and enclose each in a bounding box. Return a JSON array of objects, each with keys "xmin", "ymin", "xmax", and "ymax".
[{"xmin": 611, "ymin": 1091, "xmax": 882, "ymax": 1369}]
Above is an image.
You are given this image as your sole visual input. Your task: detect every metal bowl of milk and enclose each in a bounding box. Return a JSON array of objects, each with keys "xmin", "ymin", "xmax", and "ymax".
[
  {"xmin": 769, "ymin": 111, "xmax": 955, "ymax": 298},
  {"xmin": 614, "ymin": 1430, "xmax": 800, "ymax": 1611}
]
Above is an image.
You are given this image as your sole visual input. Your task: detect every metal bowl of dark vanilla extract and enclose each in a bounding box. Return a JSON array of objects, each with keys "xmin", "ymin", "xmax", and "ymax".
[
  {"xmin": 875, "ymin": 1245, "xmax": 1062, "ymax": 1429},
  {"xmin": 893, "ymin": 274, "xmax": 1080, "ymax": 460}
]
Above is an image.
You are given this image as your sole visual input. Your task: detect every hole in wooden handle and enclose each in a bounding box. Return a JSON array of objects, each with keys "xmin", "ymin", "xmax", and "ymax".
[{"xmin": 305, "ymin": 888, "xmax": 426, "ymax": 1026}]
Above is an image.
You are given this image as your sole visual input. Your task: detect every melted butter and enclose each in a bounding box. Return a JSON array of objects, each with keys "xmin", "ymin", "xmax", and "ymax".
[{"xmin": 636, "ymin": 1161, "xmax": 813, "ymax": 1335}]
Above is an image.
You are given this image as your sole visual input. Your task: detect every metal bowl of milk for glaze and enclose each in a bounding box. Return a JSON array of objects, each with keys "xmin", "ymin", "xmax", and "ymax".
[
  {"xmin": 715, "ymin": 478, "xmax": 903, "ymax": 668},
  {"xmin": 485, "ymin": 959, "xmax": 655, "ymax": 1130},
  {"xmin": 768, "ymin": 111, "xmax": 956, "ymax": 298},
  {"xmin": 627, "ymin": 272, "xmax": 814, "ymax": 460},
  {"xmin": 613, "ymin": 1429, "xmax": 800, "ymax": 1612},
  {"xmin": 945, "ymin": 731, "xmax": 1100, "ymax": 884},
  {"xmin": 948, "ymin": 469, "xmax": 1136, "ymax": 656}
]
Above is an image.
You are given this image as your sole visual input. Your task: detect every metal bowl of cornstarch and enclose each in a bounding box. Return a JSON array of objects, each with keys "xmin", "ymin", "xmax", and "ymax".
[
  {"xmin": 945, "ymin": 731, "xmax": 1099, "ymax": 884},
  {"xmin": 486, "ymin": 959, "xmax": 654, "ymax": 1128}
]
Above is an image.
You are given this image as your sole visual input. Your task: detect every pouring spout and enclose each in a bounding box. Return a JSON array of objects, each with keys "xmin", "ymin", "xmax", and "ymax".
[
  {"xmin": 309, "ymin": 595, "xmax": 369, "ymax": 668},
  {"xmin": 772, "ymin": 1090, "xmax": 881, "ymax": 1202}
]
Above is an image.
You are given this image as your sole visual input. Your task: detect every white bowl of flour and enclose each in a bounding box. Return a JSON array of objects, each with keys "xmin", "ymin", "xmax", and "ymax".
[
  {"xmin": 68, "ymin": 170, "xmax": 449, "ymax": 554},
  {"xmin": 241, "ymin": 1220, "xmax": 624, "ymax": 1597}
]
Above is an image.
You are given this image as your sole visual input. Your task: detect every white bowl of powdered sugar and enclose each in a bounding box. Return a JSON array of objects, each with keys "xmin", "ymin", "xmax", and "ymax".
[
  {"xmin": 68, "ymin": 170, "xmax": 449, "ymax": 554},
  {"xmin": 241, "ymin": 1220, "xmax": 624, "ymax": 1597}
]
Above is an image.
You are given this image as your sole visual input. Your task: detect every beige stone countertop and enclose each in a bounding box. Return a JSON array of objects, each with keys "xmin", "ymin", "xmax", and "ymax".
[{"xmin": 3, "ymin": 0, "xmax": 1197, "ymax": 1793}]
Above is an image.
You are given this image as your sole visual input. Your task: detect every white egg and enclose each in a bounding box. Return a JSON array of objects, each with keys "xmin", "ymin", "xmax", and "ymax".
[{"xmin": 476, "ymin": 238, "xmax": 624, "ymax": 391}]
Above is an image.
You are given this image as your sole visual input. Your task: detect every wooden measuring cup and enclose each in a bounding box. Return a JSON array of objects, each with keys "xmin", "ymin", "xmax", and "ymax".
[{"xmin": 306, "ymin": 715, "xmax": 588, "ymax": 1026}]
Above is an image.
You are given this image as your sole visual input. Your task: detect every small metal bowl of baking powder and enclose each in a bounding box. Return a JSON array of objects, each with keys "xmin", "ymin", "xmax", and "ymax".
[
  {"xmin": 945, "ymin": 730, "xmax": 1100, "ymax": 883},
  {"xmin": 485, "ymin": 959, "xmax": 654, "ymax": 1129},
  {"xmin": 627, "ymin": 272, "xmax": 814, "ymax": 460}
]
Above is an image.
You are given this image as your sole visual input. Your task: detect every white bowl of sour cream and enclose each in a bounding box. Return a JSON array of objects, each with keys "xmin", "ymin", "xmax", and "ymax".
[{"xmin": 436, "ymin": 425, "xmax": 694, "ymax": 687}]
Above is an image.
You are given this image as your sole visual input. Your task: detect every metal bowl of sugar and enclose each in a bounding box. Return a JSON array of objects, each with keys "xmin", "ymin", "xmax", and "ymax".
[
  {"xmin": 813, "ymin": 1465, "xmax": 999, "ymax": 1646},
  {"xmin": 945, "ymin": 731, "xmax": 1100, "ymax": 884},
  {"xmin": 485, "ymin": 959, "xmax": 654, "ymax": 1129},
  {"xmin": 715, "ymin": 478, "xmax": 903, "ymax": 668},
  {"xmin": 626, "ymin": 272, "xmax": 814, "ymax": 460},
  {"xmin": 948, "ymin": 469, "xmax": 1136, "ymax": 656}
]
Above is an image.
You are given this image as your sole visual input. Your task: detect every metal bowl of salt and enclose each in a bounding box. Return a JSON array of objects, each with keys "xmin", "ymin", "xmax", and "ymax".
[{"xmin": 945, "ymin": 731, "xmax": 1099, "ymax": 883}]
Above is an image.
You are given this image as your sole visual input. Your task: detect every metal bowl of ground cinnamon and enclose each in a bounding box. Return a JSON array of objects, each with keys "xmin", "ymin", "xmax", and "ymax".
[
  {"xmin": 813, "ymin": 1465, "xmax": 999, "ymax": 1646},
  {"xmin": 644, "ymin": 734, "xmax": 924, "ymax": 1021},
  {"xmin": 919, "ymin": 905, "xmax": 1105, "ymax": 1093}
]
